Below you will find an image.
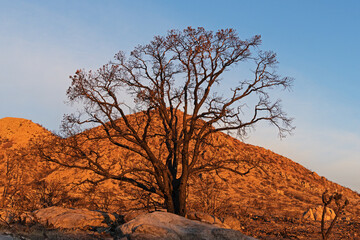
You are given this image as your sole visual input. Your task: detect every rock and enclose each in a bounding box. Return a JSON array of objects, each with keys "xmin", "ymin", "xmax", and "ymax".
[
  {"xmin": 223, "ymin": 215, "xmax": 241, "ymax": 230},
  {"xmin": 303, "ymin": 208, "xmax": 315, "ymax": 221},
  {"xmin": 312, "ymin": 171, "xmax": 321, "ymax": 180},
  {"xmin": 123, "ymin": 210, "xmax": 148, "ymax": 222},
  {"xmin": 33, "ymin": 206, "xmax": 117, "ymax": 229},
  {"xmin": 303, "ymin": 206, "xmax": 336, "ymax": 221},
  {"xmin": 117, "ymin": 211, "xmax": 256, "ymax": 240},
  {"xmin": 19, "ymin": 212, "xmax": 36, "ymax": 224},
  {"xmin": 0, "ymin": 210, "xmax": 35, "ymax": 225},
  {"xmin": 0, "ymin": 235, "xmax": 18, "ymax": 240},
  {"xmin": 276, "ymin": 189, "xmax": 284, "ymax": 195},
  {"xmin": 186, "ymin": 211, "xmax": 227, "ymax": 228}
]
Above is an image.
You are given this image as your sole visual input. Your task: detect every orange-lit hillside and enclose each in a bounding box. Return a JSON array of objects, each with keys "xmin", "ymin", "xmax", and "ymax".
[
  {"xmin": 0, "ymin": 117, "xmax": 51, "ymax": 148},
  {"xmin": 0, "ymin": 115, "xmax": 359, "ymax": 239}
]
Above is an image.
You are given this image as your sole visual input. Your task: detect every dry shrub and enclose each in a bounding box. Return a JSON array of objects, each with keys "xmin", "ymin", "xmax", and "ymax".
[{"xmin": 188, "ymin": 173, "xmax": 234, "ymax": 218}]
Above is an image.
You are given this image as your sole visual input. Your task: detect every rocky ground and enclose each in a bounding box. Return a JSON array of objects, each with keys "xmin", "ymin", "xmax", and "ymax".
[
  {"xmin": 238, "ymin": 213, "xmax": 360, "ymax": 239},
  {"xmin": 0, "ymin": 207, "xmax": 359, "ymax": 239},
  {"xmin": 0, "ymin": 208, "xmax": 253, "ymax": 240},
  {"xmin": 1, "ymin": 117, "xmax": 360, "ymax": 239}
]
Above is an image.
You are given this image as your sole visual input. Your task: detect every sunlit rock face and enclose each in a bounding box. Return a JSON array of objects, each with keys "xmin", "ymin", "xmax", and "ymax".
[{"xmin": 303, "ymin": 206, "xmax": 336, "ymax": 221}]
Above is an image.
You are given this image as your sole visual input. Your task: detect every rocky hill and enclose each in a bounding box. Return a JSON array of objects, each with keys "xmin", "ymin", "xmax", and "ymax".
[
  {"xmin": 0, "ymin": 115, "xmax": 359, "ymax": 239},
  {"xmin": 0, "ymin": 117, "xmax": 51, "ymax": 148}
]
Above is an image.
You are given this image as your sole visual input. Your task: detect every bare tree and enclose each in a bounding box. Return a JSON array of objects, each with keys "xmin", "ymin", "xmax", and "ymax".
[
  {"xmin": 321, "ymin": 190, "xmax": 349, "ymax": 240},
  {"xmin": 36, "ymin": 27, "xmax": 293, "ymax": 216}
]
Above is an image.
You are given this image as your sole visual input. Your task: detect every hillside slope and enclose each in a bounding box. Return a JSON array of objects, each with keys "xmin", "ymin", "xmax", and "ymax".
[
  {"xmin": 0, "ymin": 115, "xmax": 359, "ymax": 239},
  {"xmin": 0, "ymin": 117, "xmax": 51, "ymax": 148},
  {"xmin": 76, "ymin": 112, "xmax": 360, "ymax": 217}
]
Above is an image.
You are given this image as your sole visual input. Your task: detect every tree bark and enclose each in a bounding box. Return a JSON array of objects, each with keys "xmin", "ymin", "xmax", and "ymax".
[
  {"xmin": 170, "ymin": 178, "xmax": 187, "ymax": 216},
  {"xmin": 173, "ymin": 189, "xmax": 186, "ymax": 216}
]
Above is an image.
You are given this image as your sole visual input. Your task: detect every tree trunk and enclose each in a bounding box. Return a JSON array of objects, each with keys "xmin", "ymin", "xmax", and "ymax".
[
  {"xmin": 164, "ymin": 180, "xmax": 187, "ymax": 216},
  {"xmin": 173, "ymin": 185, "xmax": 187, "ymax": 216},
  {"xmin": 171, "ymin": 179, "xmax": 187, "ymax": 216},
  {"xmin": 165, "ymin": 196, "xmax": 175, "ymax": 213}
]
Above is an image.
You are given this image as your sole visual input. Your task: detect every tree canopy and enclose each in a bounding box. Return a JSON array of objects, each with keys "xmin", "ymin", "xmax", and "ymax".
[{"xmin": 38, "ymin": 27, "xmax": 294, "ymax": 216}]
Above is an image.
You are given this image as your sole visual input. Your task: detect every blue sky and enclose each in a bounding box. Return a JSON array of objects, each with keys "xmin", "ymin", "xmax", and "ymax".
[{"xmin": 0, "ymin": 0, "xmax": 359, "ymax": 192}]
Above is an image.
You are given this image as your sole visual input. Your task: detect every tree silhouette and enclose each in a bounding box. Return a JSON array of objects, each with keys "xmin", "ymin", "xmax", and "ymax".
[{"xmin": 36, "ymin": 27, "xmax": 293, "ymax": 216}]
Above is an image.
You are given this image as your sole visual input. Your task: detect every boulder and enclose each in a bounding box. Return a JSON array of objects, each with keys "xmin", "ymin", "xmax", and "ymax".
[
  {"xmin": 19, "ymin": 212, "xmax": 36, "ymax": 224},
  {"xmin": 123, "ymin": 210, "xmax": 148, "ymax": 223},
  {"xmin": 303, "ymin": 206, "xmax": 336, "ymax": 221},
  {"xmin": 223, "ymin": 215, "xmax": 242, "ymax": 230},
  {"xmin": 33, "ymin": 206, "xmax": 117, "ymax": 229},
  {"xmin": 0, "ymin": 235, "xmax": 18, "ymax": 240},
  {"xmin": 186, "ymin": 211, "xmax": 228, "ymax": 228},
  {"xmin": 117, "ymin": 211, "xmax": 256, "ymax": 240}
]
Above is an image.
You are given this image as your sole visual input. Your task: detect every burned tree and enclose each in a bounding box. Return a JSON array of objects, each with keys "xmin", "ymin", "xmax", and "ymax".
[
  {"xmin": 321, "ymin": 190, "xmax": 349, "ymax": 240},
  {"xmin": 37, "ymin": 27, "xmax": 293, "ymax": 216}
]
